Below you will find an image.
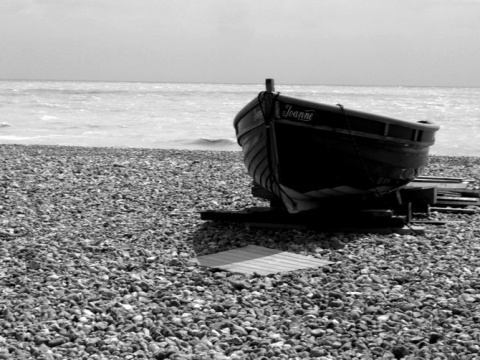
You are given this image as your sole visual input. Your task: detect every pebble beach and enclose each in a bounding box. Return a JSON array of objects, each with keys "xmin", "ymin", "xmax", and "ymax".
[{"xmin": 1, "ymin": 144, "xmax": 480, "ymax": 360}]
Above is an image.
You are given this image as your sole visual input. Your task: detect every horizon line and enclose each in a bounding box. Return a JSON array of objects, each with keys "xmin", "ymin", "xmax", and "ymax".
[{"xmin": 0, "ymin": 78, "xmax": 479, "ymax": 89}]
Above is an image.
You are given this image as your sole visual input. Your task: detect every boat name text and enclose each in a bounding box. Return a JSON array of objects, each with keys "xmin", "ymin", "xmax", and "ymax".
[{"xmin": 281, "ymin": 104, "xmax": 314, "ymax": 121}]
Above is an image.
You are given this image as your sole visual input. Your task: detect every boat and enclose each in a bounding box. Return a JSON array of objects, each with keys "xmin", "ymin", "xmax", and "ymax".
[{"xmin": 233, "ymin": 79, "xmax": 440, "ymax": 213}]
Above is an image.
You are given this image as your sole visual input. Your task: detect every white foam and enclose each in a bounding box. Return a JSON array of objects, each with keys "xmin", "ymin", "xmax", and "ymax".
[
  {"xmin": 0, "ymin": 134, "xmax": 64, "ymax": 141},
  {"xmin": 40, "ymin": 115, "xmax": 58, "ymax": 121},
  {"xmin": 0, "ymin": 135, "xmax": 40, "ymax": 141},
  {"xmin": 81, "ymin": 131, "xmax": 106, "ymax": 135}
]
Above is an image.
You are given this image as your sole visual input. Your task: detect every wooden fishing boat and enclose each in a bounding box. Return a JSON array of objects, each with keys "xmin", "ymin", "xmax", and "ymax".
[{"xmin": 234, "ymin": 79, "xmax": 440, "ymax": 213}]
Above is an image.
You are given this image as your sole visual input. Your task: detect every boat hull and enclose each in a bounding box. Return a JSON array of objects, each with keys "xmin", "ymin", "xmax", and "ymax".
[{"xmin": 234, "ymin": 93, "xmax": 439, "ymax": 213}]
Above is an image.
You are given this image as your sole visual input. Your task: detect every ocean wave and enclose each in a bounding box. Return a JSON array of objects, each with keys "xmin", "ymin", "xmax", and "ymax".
[
  {"xmin": 25, "ymin": 89, "xmax": 129, "ymax": 96},
  {"xmin": 0, "ymin": 122, "xmax": 13, "ymax": 127},
  {"xmin": 81, "ymin": 131, "xmax": 107, "ymax": 136},
  {"xmin": 0, "ymin": 135, "xmax": 41, "ymax": 141},
  {"xmin": 40, "ymin": 115, "xmax": 59, "ymax": 121},
  {"xmin": 37, "ymin": 102, "xmax": 72, "ymax": 109},
  {"xmin": 191, "ymin": 138, "xmax": 238, "ymax": 146}
]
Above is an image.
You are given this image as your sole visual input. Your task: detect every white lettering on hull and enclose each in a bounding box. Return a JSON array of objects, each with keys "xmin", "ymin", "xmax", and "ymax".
[{"xmin": 281, "ymin": 104, "xmax": 314, "ymax": 121}]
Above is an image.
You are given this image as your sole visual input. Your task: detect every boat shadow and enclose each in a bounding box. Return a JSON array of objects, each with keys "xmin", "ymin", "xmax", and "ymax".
[{"xmin": 188, "ymin": 218, "xmax": 365, "ymax": 258}]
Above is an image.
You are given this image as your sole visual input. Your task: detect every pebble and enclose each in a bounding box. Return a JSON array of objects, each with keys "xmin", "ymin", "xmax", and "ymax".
[
  {"xmin": 1, "ymin": 146, "xmax": 479, "ymax": 359},
  {"xmin": 48, "ymin": 337, "xmax": 66, "ymax": 347}
]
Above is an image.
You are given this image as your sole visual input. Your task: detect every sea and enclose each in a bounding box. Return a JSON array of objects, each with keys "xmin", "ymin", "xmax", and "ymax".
[{"xmin": 1, "ymin": 80, "xmax": 479, "ymax": 156}]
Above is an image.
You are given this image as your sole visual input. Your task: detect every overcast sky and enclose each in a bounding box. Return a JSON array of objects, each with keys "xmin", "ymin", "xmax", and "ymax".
[{"xmin": 1, "ymin": 0, "xmax": 479, "ymax": 86}]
